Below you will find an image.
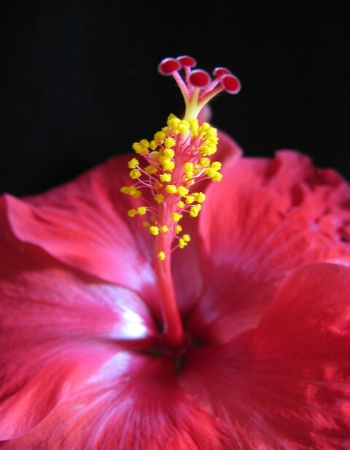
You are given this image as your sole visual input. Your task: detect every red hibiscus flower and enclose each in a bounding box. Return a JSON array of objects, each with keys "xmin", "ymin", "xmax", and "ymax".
[{"xmin": 1, "ymin": 57, "xmax": 350, "ymax": 449}]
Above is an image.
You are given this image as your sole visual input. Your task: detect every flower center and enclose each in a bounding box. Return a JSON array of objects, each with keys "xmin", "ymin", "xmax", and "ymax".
[{"xmin": 121, "ymin": 56, "xmax": 240, "ymax": 351}]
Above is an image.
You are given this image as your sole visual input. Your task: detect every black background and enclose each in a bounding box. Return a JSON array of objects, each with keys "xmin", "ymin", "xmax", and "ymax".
[{"xmin": 1, "ymin": 1, "xmax": 349, "ymax": 196}]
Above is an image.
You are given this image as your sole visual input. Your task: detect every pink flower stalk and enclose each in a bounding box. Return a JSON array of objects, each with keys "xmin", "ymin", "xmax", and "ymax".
[{"xmin": 1, "ymin": 56, "xmax": 350, "ymax": 449}]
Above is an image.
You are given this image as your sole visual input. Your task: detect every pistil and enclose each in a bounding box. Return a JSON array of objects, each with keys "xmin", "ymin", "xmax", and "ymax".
[{"xmin": 153, "ymin": 227, "xmax": 184, "ymax": 349}]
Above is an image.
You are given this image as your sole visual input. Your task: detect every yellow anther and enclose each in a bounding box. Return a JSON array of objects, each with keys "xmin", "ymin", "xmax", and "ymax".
[
  {"xmin": 163, "ymin": 148, "xmax": 175, "ymax": 158},
  {"xmin": 178, "ymin": 121, "xmax": 190, "ymax": 134},
  {"xmin": 204, "ymin": 167, "xmax": 219, "ymax": 179},
  {"xmin": 188, "ymin": 118, "xmax": 199, "ymax": 134},
  {"xmin": 171, "ymin": 212, "xmax": 182, "ymax": 222},
  {"xmin": 184, "ymin": 162, "xmax": 194, "ymax": 180},
  {"xmin": 120, "ymin": 186, "xmax": 142, "ymax": 198},
  {"xmin": 178, "ymin": 238, "xmax": 187, "ymax": 249},
  {"xmin": 200, "ymin": 122, "xmax": 211, "ymax": 132},
  {"xmin": 131, "ymin": 188, "xmax": 142, "ymax": 198},
  {"xmin": 149, "ymin": 140, "xmax": 157, "ymax": 150},
  {"xmin": 128, "ymin": 158, "xmax": 139, "ymax": 169},
  {"xmin": 166, "ymin": 184, "xmax": 178, "ymax": 194},
  {"xmin": 160, "ymin": 173, "xmax": 172, "ymax": 182},
  {"xmin": 154, "ymin": 131, "xmax": 165, "ymax": 142},
  {"xmin": 153, "ymin": 181, "xmax": 162, "ymax": 190},
  {"xmin": 177, "ymin": 186, "xmax": 189, "ymax": 197},
  {"xmin": 159, "ymin": 225, "xmax": 169, "ymax": 233},
  {"xmin": 185, "ymin": 195, "xmax": 195, "ymax": 204},
  {"xmin": 140, "ymin": 139, "xmax": 150, "ymax": 149},
  {"xmin": 159, "ymin": 157, "xmax": 175, "ymax": 171},
  {"xmin": 164, "ymin": 137, "xmax": 176, "ymax": 148},
  {"xmin": 167, "ymin": 115, "xmax": 180, "ymax": 129},
  {"xmin": 199, "ymin": 145, "xmax": 216, "ymax": 156},
  {"xmin": 158, "ymin": 251, "xmax": 166, "ymax": 261},
  {"xmin": 132, "ymin": 143, "xmax": 146, "ymax": 155},
  {"xmin": 199, "ymin": 157, "xmax": 210, "ymax": 167},
  {"xmin": 127, "ymin": 209, "xmax": 137, "ymax": 217},
  {"xmin": 145, "ymin": 165, "xmax": 158, "ymax": 175},
  {"xmin": 142, "ymin": 221, "xmax": 150, "ymax": 227},
  {"xmin": 149, "ymin": 226, "xmax": 159, "ymax": 236},
  {"xmin": 194, "ymin": 192, "xmax": 206, "ymax": 203},
  {"xmin": 132, "ymin": 139, "xmax": 150, "ymax": 155},
  {"xmin": 154, "ymin": 194, "xmax": 164, "ymax": 203},
  {"xmin": 211, "ymin": 161, "xmax": 222, "ymax": 170},
  {"xmin": 189, "ymin": 204, "xmax": 201, "ymax": 218},
  {"xmin": 130, "ymin": 169, "xmax": 142, "ymax": 179},
  {"xmin": 137, "ymin": 206, "xmax": 147, "ymax": 215},
  {"xmin": 211, "ymin": 172, "xmax": 222, "ymax": 182},
  {"xmin": 182, "ymin": 234, "xmax": 191, "ymax": 243},
  {"xmin": 177, "ymin": 201, "xmax": 185, "ymax": 208},
  {"xmin": 120, "ymin": 186, "xmax": 130, "ymax": 194},
  {"xmin": 184, "ymin": 162, "xmax": 194, "ymax": 172},
  {"xmin": 175, "ymin": 225, "xmax": 182, "ymax": 234}
]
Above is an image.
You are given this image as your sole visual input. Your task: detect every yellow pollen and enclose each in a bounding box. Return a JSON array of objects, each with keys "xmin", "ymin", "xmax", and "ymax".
[
  {"xmin": 128, "ymin": 158, "xmax": 139, "ymax": 169},
  {"xmin": 159, "ymin": 157, "xmax": 175, "ymax": 171},
  {"xmin": 182, "ymin": 234, "xmax": 191, "ymax": 242},
  {"xmin": 158, "ymin": 251, "xmax": 166, "ymax": 261},
  {"xmin": 137, "ymin": 206, "xmax": 147, "ymax": 215},
  {"xmin": 178, "ymin": 239, "xmax": 187, "ymax": 249},
  {"xmin": 175, "ymin": 225, "xmax": 182, "ymax": 234},
  {"xmin": 159, "ymin": 225, "xmax": 169, "ymax": 233},
  {"xmin": 153, "ymin": 181, "xmax": 163, "ymax": 190},
  {"xmin": 149, "ymin": 140, "xmax": 157, "ymax": 150},
  {"xmin": 160, "ymin": 173, "xmax": 172, "ymax": 182},
  {"xmin": 164, "ymin": 137, "xmax": 176, "ymax": 148},
  {"xmin": 163, "ymin": 149, "xmax": 175, "ymax": 159},
  {"xmin": 171, "ymin": 212, "xmax": 182, "ymax": 222},
  {"xmin": 184, "ymin": 162, "xmax": 194, "ymax": 173},
  {"xmin": 127, "ymin": 209, "xmax": 137, "ymax": 217},
  {"xmin": 211, "ymin": 161, "xmax": 222, "ymax": 170},
  {"xmin": 211, "ymin": 172, "xmax": 223, "ymax": 182},
  {"xmin": 199, "ymin": 157, "xmax": 210, "ymax": 167},
  {"xmin": 177, "ymin": 186, "xmax": 189, "ymax": 197},
  {"xmin": 185, "ymin": 195, "xmax": 194, "ymax": 204},
  {"xmin": 132, "ymin": 140, "xmax": 150, "ymax": 155},
  {"xmin": 132, "ymin": 189, "xmax": 142, "ymax": 198},
  {"xmin": 189, "ymin": 204, "xmax": 201, "ymax": 218},
  {"xmin": 154, "ymin": 131, "xmax": 165, "ymax": 142},
  {"xmin": 194, "ymin": 192, "xmax": 206, "ymax": 203},
  {"xmin": 178, "ymin": 120, "xmax": 190, "ymax": 134},
  {"xmin": 120, "ymin": 186, "xmax": 142, "ymax": 198},
  {"xmin": 145, "ymin": 165, "xmax": 158, "ymax": 174},
  {"xmin": 140, "ymin": 139, "xmax": 150, "ymax": 149},
  {"xmin": 166, "ymin": 184, "xmax": 178, "ymax": 194},
  {"xmin": 149, "ymin": 226, "xmax": 159, "ymax": 236},
  {"xmin": 154, "ymin": 194, "xmax": 165, "ymax": 203},
  {"xmin": 177, "ymin": 200, "xmax": 185, "ymax": 208},
  {"xmin": 130, "ymin": 169, "xmax": 142, "ymax": 179},
  {"xmin": 189, "ymin": 118, "xmax": 199, "ymax": 132}
]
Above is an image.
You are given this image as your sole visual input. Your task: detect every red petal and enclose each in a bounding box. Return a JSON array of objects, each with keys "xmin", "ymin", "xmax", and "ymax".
[
  {"xmin": 190, "ymin": 151, "xmax": 350, "ymax": 344},
  {"xmin": 0, "ymin": 237, "xmax": 158, "ymax": 438},
  {"xmin": 2, "ymin": 156, "xmax": 160, "ymax": 311},
  {"xmin": 2, "ymin": 354, "xmax": 236, "ymax": 449},
  {"xmin": 181, "ymin": 264, "xmax": 350, "ymax": 448}
]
